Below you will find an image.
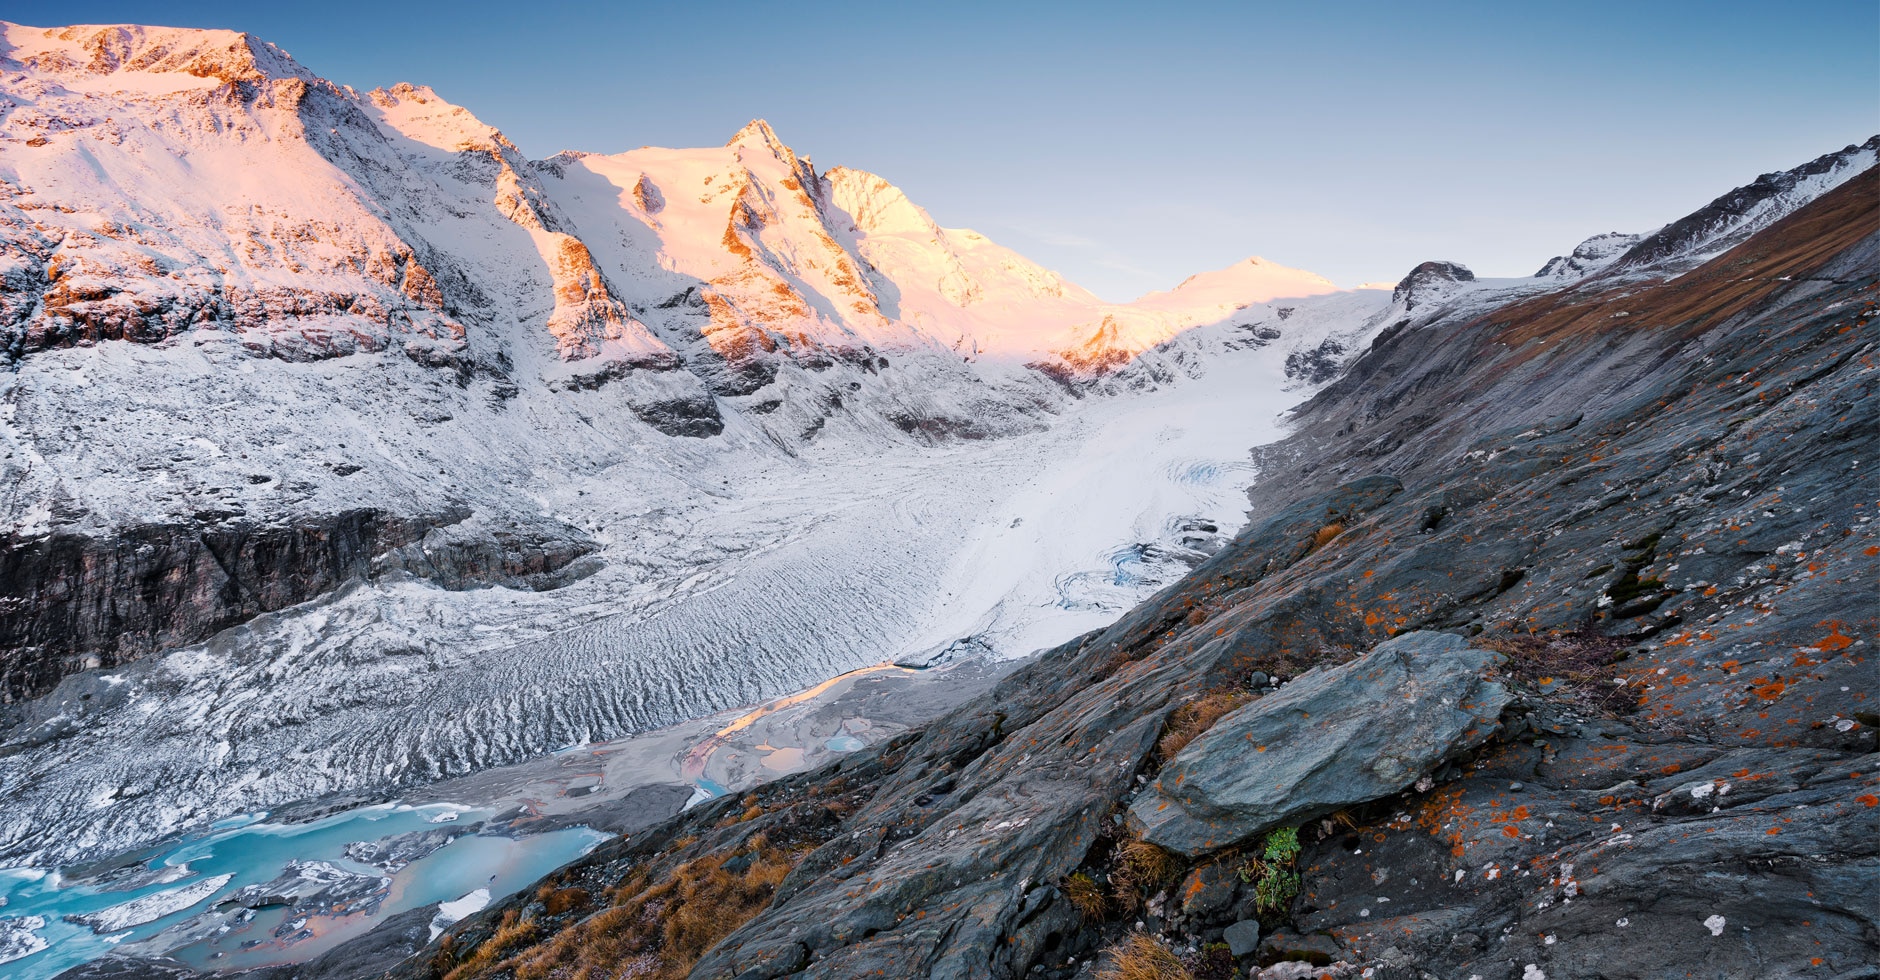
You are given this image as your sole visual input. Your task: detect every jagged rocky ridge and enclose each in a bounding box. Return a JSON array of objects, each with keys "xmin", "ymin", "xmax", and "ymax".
[{"xmin": 392, "ymin": 168, "xmax": 1879, "ymax": 979}]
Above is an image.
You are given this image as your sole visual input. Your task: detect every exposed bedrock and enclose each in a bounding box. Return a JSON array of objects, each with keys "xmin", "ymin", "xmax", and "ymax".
[
  {"xmin": 543, "ymin": 358, "xmax": 728, "ymax": 438},
  {"xmin": 0, "ymin": 508, "xmax": 597, "ymax": 702},
  {"xmin": 370, "ymin": 514, "xmax": 602, "ymax": 592}
]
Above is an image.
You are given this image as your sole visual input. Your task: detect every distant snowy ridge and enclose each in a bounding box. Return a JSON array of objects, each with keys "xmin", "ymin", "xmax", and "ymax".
[
  {"xmin": 1603, "ymin": 136, "xmax": 1880, "ymax": 276},
  {"xmin": 0, "ymin": 19, "xmax": 1347, "ymax": 451},
  {"xmin": 1332, "ymin": 136, "xmax": 1879, "ymax": 349}
]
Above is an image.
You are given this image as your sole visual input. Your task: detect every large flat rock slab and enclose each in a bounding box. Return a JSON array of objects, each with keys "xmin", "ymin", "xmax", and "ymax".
[{"xmin": 1129, "ymin": 631, "xmax": 1509, "ymax": 855}]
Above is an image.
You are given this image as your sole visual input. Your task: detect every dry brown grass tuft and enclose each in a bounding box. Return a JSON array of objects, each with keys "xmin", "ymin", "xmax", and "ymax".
[
  {"xmin": 442, "ymin": 838, "xmax": 807, "ymax": 980},
  {"xmin": 1095, "ymin": 934, "xmax": 1195, "ymax": 980},
  {"xmin": 541, "ymin": 886, "xmax": 589, "ymax": 916},
  {"xmin": 1157, "ymin": 689, "xmax": 1254, "ymax": 761},
  {"xmin": 1310, "ymin": 522, "xmax": 1346, "ymax": 550},
  {"xmin": 715, "ymin": 795, "xmax": 768, "ymax": 828},
  {"xmin": 1476, "ymin": 630, "xmax": 1633, "ymax": 715},
  {"xmin": 441, "ymin": 910, "xmax": 539, "ymax": 980},
  {"xmin": 1110, "ymin": 837, "xmax": 1182, "ymax": 911},
  {"xmin": 1061, "ymin": 871, "xmax": 1109, "ymax": 921}
]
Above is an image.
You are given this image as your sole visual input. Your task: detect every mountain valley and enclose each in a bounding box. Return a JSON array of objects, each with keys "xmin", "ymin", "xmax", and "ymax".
[{"xmin": 0, "ymin": 18, "xmax": 1873, "ymax": 980}]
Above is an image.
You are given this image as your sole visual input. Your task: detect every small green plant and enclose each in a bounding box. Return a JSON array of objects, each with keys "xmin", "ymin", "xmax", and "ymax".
[
  {"xmin": 1262, "ymin": 826, "xmax": 1301, "ymax": 863},
  {"xmin": 1237, "ymin": 827, "xmax": 1302, "ymax": 915}
]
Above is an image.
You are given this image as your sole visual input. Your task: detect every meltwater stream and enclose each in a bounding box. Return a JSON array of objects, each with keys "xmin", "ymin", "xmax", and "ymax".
[{"xmin": 0, "ymin": 803, "xmax": 605, "ymax": 980}]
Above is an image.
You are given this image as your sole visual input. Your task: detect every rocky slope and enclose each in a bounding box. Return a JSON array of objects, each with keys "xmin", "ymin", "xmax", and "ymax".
[{"xmin": 394, "ymin": 165, "xmax": 1879, "ymax": 980}]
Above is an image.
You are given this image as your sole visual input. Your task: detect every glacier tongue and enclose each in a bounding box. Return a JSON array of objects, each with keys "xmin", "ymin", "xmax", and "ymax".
[{"xmin": 0, "ymin": 286, "xmax": 1395, "ymax": 868}]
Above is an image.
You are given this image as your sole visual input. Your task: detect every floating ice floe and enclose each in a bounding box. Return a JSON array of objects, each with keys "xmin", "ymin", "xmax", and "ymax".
[
  {"xmin": 64, "ymin": 874, "xmax": 233, "ymax": 933},
  {"xmin": 430, "ymin": 887, "xmax": 492, "ymax": 942}
]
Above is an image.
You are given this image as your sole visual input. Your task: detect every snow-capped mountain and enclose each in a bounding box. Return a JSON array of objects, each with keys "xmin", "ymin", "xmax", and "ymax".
[
  {"xmin": 0, "ymin": 16, "xmax": 1871, "ymax": 896},
  {"xmin": 0, "ymin": 20, "xmax": 1400, "ymax": 871},
  {"xmin": 0, "ymin": 21, "xmax": 1345, "ymax": 445},
  {"xmin": 0, "ymin": 18, "xmax": 1381, "ymax": 699}
]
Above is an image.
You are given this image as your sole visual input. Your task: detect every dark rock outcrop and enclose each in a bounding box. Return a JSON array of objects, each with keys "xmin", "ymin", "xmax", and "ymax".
[
  {"xmin": 543, "ymin": 356, "xmax": 727, "ymax": 438},
  {"xmin": 1282, "ymin": 337, "xmax": 1346, "ymax": 383},
  {"xmin": 1389, "ymin": 259, "xmax": 1474, "ymax": 311},
  {"xmin": 370, "ymin": 516, "xmax": 600, "ymax": 592},
  {"xmin": 0, "ymin": 509, "xmax": 434, "ymax": 702},
  {"xmin": 0, "ymin": 509, "xmax": 599, "ymax": 702},
  {"xmin": 1130, "ymin": 631, "xmax": 1510, "ymax": 855}
]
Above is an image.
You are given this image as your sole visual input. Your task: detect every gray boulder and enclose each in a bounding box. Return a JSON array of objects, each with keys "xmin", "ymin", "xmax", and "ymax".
[
  {"xmin": 1129, "ymin": 631, "xmax": 1509, "ymax": 856},
  {"xmin": 1224, "ymin": 919, "xmax": 1262, "ymax": 957}
]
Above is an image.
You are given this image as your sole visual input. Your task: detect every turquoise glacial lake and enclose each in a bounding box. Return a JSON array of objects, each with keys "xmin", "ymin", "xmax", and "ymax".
[{"xmin": 0, "ymin": 803, "xmax": 606, "ymax": 980}]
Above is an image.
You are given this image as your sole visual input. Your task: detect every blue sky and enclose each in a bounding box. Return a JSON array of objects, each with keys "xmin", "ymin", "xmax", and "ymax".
[{"xmin": 14, "ymin": 1, "xmax": 1876, "ymax": 299}]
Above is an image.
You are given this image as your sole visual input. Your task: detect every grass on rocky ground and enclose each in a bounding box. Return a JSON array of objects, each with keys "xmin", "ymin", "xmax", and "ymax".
[
  {"xmin": 1476, "ymin": 629, "xmax": 1635, "ymax": 715},
  {"xmin": 1096, "ymin": 934, "xmax": 1194, "ymax": 980},
  {"xmin": 1157, "ymin": 688, "xmax": 1256, "ymax": 761},
  {"xmin": 1110, "ymin": 836, "xmax": 1183, "ymax": 913},
  {"xmin": 1063, "ymin": 870, "xmax": 1109, "ymax": 922},
  {"xmin": 435, "ymin": 833, "xmax": 808, "ymax": 980},
  {"xmin": 1309, "ymin": 522, "xmax": 1345, "ymax": 551}
]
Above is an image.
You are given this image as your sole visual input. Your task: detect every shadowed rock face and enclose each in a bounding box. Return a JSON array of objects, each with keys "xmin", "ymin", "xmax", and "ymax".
[
  {"xmin": 0, "ymin": 509, "xmax": 433, "ymax": 702},
  {"xmin": 393, "ymin": 169, "xmax": 1879, "ymax": 980},
  {"xmin": 1129, "ymin": 631, "xmax": 1510, "ymax": 856},
  {"xmin": 0, "ymin": 509, "xmax": 598, "ymax": 703}
]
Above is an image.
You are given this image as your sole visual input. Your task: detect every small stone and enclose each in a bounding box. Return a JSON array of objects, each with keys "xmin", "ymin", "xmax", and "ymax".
[
  {"xmin": 1509, "ymin": 782, "xmax": 1524, "ymax": 792},
  {"xmin": 1248, "ymin": 671, "xmax": 1270, "ymax": 689},
  {"xmin": 1223, "ymin": 919, "xmax": 1262, "ymax": 957},
  {"xmin": 1176, "ymin": 864, "xmax": 1238, "ymax": 918}
]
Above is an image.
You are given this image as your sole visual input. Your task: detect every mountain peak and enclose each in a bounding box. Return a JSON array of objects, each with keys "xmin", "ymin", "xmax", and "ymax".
[
  {"xmin": 1141, "ymin": 254, "xmax": 1337, "ymax": 309},
  {"xmin": 727, "ymin": 118, "xmax": 790, "ymax": 156},
  {"xmin": 1, "ymin": 21, "xmax": 312, "ymax": 86},
  {"xmin": 367, "ymin": 81, "xmax": 519, "ymax": 154},
  {"xmin": 1390, "ymin": 260, "xmax": 1475, "ymax": 311}
]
